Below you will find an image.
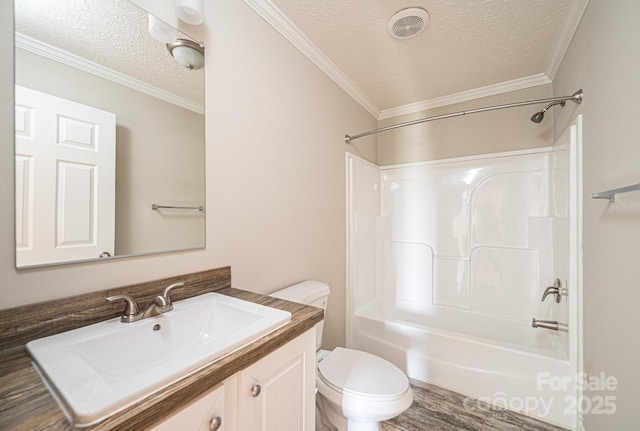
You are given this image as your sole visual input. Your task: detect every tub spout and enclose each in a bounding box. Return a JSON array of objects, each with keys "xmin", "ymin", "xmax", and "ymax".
[
  {"xmin": 532, "ymin": 318, "xmax": 558, "ymax": 330},
  {"xmin": 531, "ymin": 318, "xmax": 568, "ymax": 332}
]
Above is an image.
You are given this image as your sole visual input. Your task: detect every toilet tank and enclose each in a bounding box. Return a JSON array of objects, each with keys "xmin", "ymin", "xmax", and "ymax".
[{"xmin": 269, "ymin": 281, "xmax": 330, "ymax": 351}]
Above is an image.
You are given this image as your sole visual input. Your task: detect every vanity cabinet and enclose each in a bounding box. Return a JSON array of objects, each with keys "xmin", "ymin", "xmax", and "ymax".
[
  {"xmin": 148, "ymin": 329, "xmax": 315, "ymax": 431},
  {"xmin": 148, "ymin": 380, "xmax": 232, "ymax": 431},
  {"xmin": 238, "ymin": 328, "xmax": 316, "ymax": 431}
]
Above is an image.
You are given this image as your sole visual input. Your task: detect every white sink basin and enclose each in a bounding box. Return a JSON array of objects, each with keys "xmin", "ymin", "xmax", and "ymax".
[{"xmin": 26, "ymin": 292, "xmax": 291, "ymax": 427}]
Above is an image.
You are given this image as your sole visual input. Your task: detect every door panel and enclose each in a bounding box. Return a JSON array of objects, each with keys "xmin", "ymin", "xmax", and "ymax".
[{"xmin": 15, "ymin": 85, "xmax": 116, "ymax": 267}]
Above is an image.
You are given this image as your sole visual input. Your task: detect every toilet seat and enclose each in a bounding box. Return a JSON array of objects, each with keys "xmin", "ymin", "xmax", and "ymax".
[{"xmin": 317, "ymin": 347, "xmax": 409, "ymax": 400}]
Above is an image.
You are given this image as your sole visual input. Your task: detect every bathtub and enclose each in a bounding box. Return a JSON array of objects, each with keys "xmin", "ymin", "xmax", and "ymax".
[
  {"xmin": 350, "ymin": 301, "xmax": 573, "ymax": 428},
  {"xmin": 356, "ymin": 299, "xmax": 565, "ymax": 358},
  {"xmin": 346, "ymin": 132, "xmax": 582, "ymax": 430}
]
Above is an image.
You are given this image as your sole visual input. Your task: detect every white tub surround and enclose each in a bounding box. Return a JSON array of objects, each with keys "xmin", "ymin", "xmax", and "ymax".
[{"xmin": 346, "ymin": 118, "xmax": 583, "ymax": 430}]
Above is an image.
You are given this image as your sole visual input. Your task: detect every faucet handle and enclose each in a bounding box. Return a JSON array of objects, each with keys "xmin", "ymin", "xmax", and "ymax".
[
  {"xmin": 541, "ymin": 278, "xmax": 562, "ymax": 303},
  {"xmin": 161, "ymin": 281, "xmax": 185, "ymax": 306},
  {"xmin": 107, "ymin": 295, "xmax": 140, "ymax": 320}
]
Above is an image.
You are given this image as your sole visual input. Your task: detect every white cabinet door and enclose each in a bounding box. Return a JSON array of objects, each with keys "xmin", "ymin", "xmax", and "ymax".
[
  {"xmin": 15, "ymin": 85, "xmax": 116, "ymax": 267},
  {"xmin": 238, "ymin": 329, "xmax": 316, "ymax": 431},
  {"xmin": 147, "ymin": 330, "xmax": 314, "ymax": 431},
  {"xmin": 149, "ymin": 377, "xmax": 235, "ymax": 431}
]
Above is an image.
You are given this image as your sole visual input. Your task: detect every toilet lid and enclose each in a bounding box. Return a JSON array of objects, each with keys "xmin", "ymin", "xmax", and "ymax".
[{"xmin": 318, "ymin": 347, "xmax": 409, "ymax": 399}]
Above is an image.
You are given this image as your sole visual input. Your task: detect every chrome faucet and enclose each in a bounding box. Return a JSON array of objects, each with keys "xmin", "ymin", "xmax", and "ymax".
[
  {"xmin": 107, "ymin": 281, "xmax": 185, "ymax": 323},
  {"xmin": 541, "ymin": 278, "xmax": 562, "ymax": 303}
]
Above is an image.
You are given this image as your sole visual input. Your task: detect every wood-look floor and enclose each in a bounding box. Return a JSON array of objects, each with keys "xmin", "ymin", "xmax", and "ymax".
[{"xmin": 383, "ymin": 380, "xmax": 568, "ymax": 431}]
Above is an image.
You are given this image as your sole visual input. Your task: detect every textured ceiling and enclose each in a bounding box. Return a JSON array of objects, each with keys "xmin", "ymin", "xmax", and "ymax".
[
  {"xmin": 14, "ymin": 0, "xmax": 204, "ymax": 106},
  {"xmin": 15, "ymin": 0, "xmax": 575, "ymax": 117},
  {"xmin": 270, "ymin": 0, "xmax": 571, "ymax": 113}
]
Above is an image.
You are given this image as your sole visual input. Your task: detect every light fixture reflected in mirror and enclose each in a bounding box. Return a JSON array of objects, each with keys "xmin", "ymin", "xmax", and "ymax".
[{"xmin": 167, "ymin": 39, "xmax": 204, "ymax": 70}]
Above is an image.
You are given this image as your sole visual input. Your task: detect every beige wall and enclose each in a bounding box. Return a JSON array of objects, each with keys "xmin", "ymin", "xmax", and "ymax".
[
  {"xmin": 15, "ymin": 48, "xmax": 205, "ymax": 257},
  {"xmin": 1, "ymin": 0, "xmax": 376, "ymax": 350},
  {"xmin": 553, "ymin": 0, "xmax": 640, "ymax": 428},
  {"xmin": 376, "ymin": 85, "xmax": 554, "ymax": 165}
]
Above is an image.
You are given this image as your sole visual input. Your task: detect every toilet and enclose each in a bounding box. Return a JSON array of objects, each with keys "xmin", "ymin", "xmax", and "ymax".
[{"xmin": 270, "ymin": 281, "xmax": 413, "ymax": 431}]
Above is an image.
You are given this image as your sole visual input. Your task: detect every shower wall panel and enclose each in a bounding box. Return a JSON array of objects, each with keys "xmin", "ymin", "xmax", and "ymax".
[
  {"xmin": 347, "ymin": 156, "xmax": 379, "ymax": 322},
  {"xmin": 377, "ymin": 152, "xmax": 556, "ymax": 326}
]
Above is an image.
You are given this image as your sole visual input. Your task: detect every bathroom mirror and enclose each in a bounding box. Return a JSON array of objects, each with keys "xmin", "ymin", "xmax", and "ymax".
[{"xmin": 14, "ymin": 0, "xmax": 205, "ymax": 268}]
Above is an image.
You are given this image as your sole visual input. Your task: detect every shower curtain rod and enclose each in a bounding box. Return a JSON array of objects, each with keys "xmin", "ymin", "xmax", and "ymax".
[{"xmin": 344, "ymin": 89, "xmax": 583, "ymax": 144}]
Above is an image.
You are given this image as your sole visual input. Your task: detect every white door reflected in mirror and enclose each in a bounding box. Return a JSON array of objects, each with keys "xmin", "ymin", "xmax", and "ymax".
[{"xmin": 15, "ymin": 86, "xmax": 116, "ymax": 267}]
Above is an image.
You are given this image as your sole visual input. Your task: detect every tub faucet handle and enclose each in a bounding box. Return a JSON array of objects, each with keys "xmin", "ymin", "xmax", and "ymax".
[{"xmin": 541, "ymin": 278, "xmax": 561, "ymax": 303}]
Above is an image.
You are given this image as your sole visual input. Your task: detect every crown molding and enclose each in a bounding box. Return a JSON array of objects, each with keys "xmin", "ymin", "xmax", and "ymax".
[
  {"xmin": 242, "ymin": 0, "xmax": 380, "ymax": 117},
  {"xmin": 378, "ymin": 73, "xmax": 552, "ymax": 120},
  {"xmin": 15, "ymin": 33, "xmax": 204, "ymax": 115},
  {"xmin": 545, "ymin": 0, "xmax": 590, "ymax": 79},
  {"xmin": 244, "ymin": 0, "xmax": 586, "ymax": 121}
]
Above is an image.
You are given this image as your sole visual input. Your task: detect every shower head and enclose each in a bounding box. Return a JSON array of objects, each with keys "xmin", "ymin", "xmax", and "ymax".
[
  {"xmin": 530, "ymin": 101, "xmax": 565, "ymax": 123},
  {"xmin": 530, "ymin": 110, "xmax": 546, "ymax": 124},
  {"xmin": 530, "ymin": 89, "xmax": 583, "ymax": 124}
]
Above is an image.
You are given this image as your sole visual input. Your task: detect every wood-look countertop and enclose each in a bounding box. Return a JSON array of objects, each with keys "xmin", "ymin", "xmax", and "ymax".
[{"xmin": 0, "ymin": 287, "xmax": 323, "ymax": 431}]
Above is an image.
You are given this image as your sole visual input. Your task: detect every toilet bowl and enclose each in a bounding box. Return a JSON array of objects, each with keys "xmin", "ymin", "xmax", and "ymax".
[
  {"xmin": 270, "ymin": 281, "xmax": 413, "ymax": 431},
  {"xmin": 316, "ymin": 347, "xmax": 413, "ymax": 431}
]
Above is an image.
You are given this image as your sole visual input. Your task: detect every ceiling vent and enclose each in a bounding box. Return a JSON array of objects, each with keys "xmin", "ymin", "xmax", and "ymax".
[{"xmin": 387, "ymin": 7, "xmax": 430, "ymax": 40}]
